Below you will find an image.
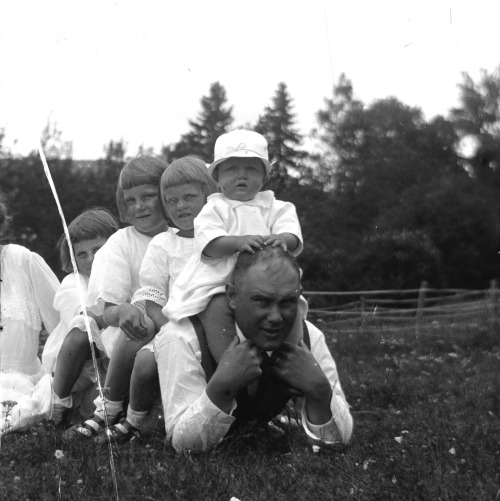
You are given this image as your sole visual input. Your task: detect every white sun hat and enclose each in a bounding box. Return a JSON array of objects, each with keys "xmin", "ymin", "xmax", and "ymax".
[{"xmin": 208, "ymin": 129, "xmax": 272, "ymax": 177}]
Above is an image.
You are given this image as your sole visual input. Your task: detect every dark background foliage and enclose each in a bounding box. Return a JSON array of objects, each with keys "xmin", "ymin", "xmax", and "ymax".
[{"xmin": 1, "ymin": 69, "xmax": 500, "ymax": 288}]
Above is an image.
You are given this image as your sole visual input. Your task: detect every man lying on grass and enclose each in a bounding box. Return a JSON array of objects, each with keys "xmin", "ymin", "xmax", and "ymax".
[{"xmin": 156, "ymin": 246, "xmax": 353, "ymax": 452}]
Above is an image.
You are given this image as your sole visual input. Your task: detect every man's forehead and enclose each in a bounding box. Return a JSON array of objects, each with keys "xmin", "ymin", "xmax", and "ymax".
[{"xmin": 237, "ymin": 261, "xmax": 300, "ymax": 293}]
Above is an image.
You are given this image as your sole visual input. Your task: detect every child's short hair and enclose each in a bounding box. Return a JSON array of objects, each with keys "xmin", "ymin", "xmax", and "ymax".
[
  {"xmin": 160, "ymin": 156, "xmax": 217, "ymax": 220},
  {"xmin": 116, "ymin": 155, "xmax": 168, "ymax": 222},
  {"xmin": 0, "ymin": 192, "xmax": 12, "ymax": 237},
  {"xmin": 58, "ymin": 208, "xmax": 119, "ymax": 273}
]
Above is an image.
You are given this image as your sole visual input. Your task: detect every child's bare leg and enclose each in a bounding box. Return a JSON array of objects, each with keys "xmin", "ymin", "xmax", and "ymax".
[
  {"xmin": 198, "ymin": 293, "xmax": 236, "ymax": 363},
  {"xmin": 69, "ymin": 331, "xmax": 153, "ymax": 433},
  {"xmin": 102, "ymin": 331, "xmax": 153, "ymax": 402},
  {"xmin": 53, "ymin": 327, "xmax": 91, "ymax": 399},
  {"xmin": 103, "ymin": 348, "xmax": 158, "ymax": 443},
  {"xmin": 129, "ymin": 349, "xmax": 159, "ymax": 413}
]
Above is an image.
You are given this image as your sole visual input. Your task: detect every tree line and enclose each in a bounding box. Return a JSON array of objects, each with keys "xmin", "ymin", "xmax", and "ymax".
[{"xmin": 1, "ymin": 69, "xmax": 500, "ymax": 291}]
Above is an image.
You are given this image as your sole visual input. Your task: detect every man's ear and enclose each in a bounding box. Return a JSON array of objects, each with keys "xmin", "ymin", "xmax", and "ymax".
[{"xmin": 226, "ymin": 283, "xmax": 237, "ymax": 310}]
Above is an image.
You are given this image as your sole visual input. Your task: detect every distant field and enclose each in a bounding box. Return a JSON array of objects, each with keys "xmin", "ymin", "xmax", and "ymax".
[{"xmin": 1, "ymin": 319, "xmax": 499, "ymax": 500}]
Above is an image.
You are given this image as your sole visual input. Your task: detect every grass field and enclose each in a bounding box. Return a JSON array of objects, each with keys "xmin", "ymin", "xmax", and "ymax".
[{"xmin": 0, "ymin": 320, "xmax": 499, "ymax": 500}]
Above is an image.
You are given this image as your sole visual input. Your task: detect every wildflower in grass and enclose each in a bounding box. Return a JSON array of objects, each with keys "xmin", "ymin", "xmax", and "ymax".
[
  {"xmin": 394, "ymin": 436, "xmax": 403, "ymax": 444},
  {"xmin": 449, "ymin": 447, "xmax": 456, "ymax": 455},
  {"xmin": 14, "ymin": 476, "xmax": 20, "ymax": 482},
  {"xmin": 54, "ymin": 449, "xmax": 64, "ymax": 460},
  {"xmin": 312, "ymin": 445, "xmax": 320, "ymax": 454},
  {"xmin": 77, "ymin": 479, "xmax": 83, "ymax": 485},
  {"xmin": 392, "ymin": 476, "xmax": 397, "ymax": 484}
]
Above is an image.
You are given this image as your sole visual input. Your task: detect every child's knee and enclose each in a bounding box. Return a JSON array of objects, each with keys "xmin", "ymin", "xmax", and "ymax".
[
  {"xmin": 134, "ymin": 351, "xmax": 158, "ymax": 381},
  {"xmin": 66, "ymin": 328, "xmax": 92, "ymax": 351}
]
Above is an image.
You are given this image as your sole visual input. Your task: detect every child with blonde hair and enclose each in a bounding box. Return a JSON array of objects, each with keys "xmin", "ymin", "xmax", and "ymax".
[
  {"xmin": 102, "ymin": 156, "xmax": 217, "ymax": 443},
  {"xmin": 64, "ymin": 155, "xmax": 168, "ymax": 439},
  {"xmin": 164, "ymin": 129, "xmax": 305, "ymax": 363}
]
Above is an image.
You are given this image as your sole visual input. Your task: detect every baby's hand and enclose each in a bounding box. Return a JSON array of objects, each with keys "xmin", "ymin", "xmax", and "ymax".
[
  {"xmin": 263, "ymin": 234, "xmax": 288, "ymax": 252},
  {"xmin": 236, "ymin": 235, "xmax": 266, "ymax": 253}
]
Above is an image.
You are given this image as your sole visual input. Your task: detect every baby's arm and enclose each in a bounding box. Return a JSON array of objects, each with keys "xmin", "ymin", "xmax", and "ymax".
[
  {"xmin": 145, "ymin": 299, "xmax": 168, "ymax": 333},
  {"xmin": 103, "ymin": 301, "xmax": 154, "ymax": 342},
  {"xmin": 203, "ymin": 235, "xmax": 267, "ymax": 258}
]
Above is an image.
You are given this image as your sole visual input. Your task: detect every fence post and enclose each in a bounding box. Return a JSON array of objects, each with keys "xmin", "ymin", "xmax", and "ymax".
[
  {"xmin": 360, "ymin": 295, "xmax": 366, "ymax": 331},
  {"xmin": 416, "ymin": 281, "xmax": 428, "ymax": 335},
  {"xmin": 489, "ymin": 279, "xmax": 498, "ymax": 336}
]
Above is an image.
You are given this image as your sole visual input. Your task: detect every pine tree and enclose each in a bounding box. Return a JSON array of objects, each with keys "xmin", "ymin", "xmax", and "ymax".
[
  {"xmin": 166, "ymin": 82, "xmax": 233, "ymax": 162},
  {"xmin": 255, "ymin": 82, "xmax": 304, "ymax": 192}
]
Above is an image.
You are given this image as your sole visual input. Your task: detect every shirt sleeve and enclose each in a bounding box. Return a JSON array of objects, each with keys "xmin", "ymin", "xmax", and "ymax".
[
  {"xmin": 269, "ymin": 200, "xmax": 303, "ymax": 257},
  {"xmin": 29, "ymin": 252, "xmax": 60, "ymax": 333},
  {"xmin": 156, "ymin": 319, "xmax": 235, "ymax": 452},
  {"xmin": 294, "ymin": 322, "xmax": 353, "ymax": 445},
  {"xmin": 132, "ymin": 240, "xmax": 170, "ymax": 308},
  {"xmin": 86, "ymin": 233, "xmax": 132, "ymax": 314},
  {"xmin": 194, "ymin": 199, "xmax": 230, "ymax": 256}
]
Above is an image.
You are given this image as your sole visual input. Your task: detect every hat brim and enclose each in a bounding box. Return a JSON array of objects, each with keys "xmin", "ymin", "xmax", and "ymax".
[{"xmin": 208, "ymin": 151, "xmax": 272, "ymax": 177}]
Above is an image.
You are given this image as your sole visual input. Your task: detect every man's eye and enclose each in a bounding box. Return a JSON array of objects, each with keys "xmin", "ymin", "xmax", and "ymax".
[
  {"xmin": 125, "ymin": 198, "xmax": 135, "ymax": 205},
  {"xmin": 166, "ymin": 199, "xmax": 176, "ymax": 205}
]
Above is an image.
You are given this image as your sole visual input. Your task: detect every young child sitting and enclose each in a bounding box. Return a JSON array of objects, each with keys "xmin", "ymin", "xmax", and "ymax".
[
  {"xmin": 46, "ymin": 208, "xmax": 119, "ymax": 424},
  {"xmin": 101, "ymin": 156, "xmax": 217, "ymax": 443},
  {"xmin": 63, "ymin": 155, "xmax": 168, "ymax": 440},
  {"xmin": 164, "ymin": 129, "xmax": 305, "ymax": 363}
]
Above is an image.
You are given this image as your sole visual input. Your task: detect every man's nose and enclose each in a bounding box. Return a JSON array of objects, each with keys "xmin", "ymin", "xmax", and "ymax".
[{"xmin": 267, "ymin": 304, "xmax": 282, "ymax": 323}]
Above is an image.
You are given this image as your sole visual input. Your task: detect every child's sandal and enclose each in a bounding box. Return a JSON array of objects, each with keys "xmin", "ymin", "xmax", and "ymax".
[
  {"xmin": 97, "ymin": 417, "xmax": 141, "ymax": 445},
  {"xmin": 62, "ymin": 415, "xmax": 106, "ymax": 441}
]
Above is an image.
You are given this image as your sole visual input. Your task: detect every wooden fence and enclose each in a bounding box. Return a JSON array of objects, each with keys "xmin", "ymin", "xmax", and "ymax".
[{"xmin": 302, "ymin": 280, "xmax": 499, "ymax": 335}]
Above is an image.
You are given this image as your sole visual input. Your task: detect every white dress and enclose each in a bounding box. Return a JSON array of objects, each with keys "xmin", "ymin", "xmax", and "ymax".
[
  {"xmin": 132, "ymin": 228, "xmax": 195, "ymax": 311},
  {"xmin": 0, "ymin": 244, "xmax": 60, "ymax": 433},
  {"xmin": 86, "ymin": 226, "xmax": 152, "ymax": 357},
  {"xmin": 41, "ymin": 272, "xmax": 89, "ymax": 375},
  {"xmin": 164, "ymin": 191, "xmax": 303, "ymax": 321},
  {"xmin": 131, "ymin": 228, "xmax": 195, "ymax": 351}
]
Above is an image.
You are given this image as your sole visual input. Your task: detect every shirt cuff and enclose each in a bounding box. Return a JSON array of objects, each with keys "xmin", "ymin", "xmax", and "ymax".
[{"xmin": 200, "ymin": 389, "xmax": 237, "ymax": 422}]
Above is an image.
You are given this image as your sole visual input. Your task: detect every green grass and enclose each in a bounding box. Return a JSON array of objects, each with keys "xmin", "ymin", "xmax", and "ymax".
[{"xmin": 1, "ymin": 321, "xmax": 499, "ymax": 500}]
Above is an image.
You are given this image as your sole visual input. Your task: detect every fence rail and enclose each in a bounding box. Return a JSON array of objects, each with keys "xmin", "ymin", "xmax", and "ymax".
[{"xmin": 302, "ymin": 280, "xmax": 499, "ymax": 334}]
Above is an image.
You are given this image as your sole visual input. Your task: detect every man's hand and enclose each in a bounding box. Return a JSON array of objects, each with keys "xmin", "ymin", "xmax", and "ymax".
[
  {"xmin": 271, "ymin": 340, "xmax": 332, "ymax": 410},
  {"xmin": 117, "ymin": 304, "xmax": 155, "ymax": 341},
  {"xmin": 206, "ymin": 337, "xmax": 263, "ymax": 413}
]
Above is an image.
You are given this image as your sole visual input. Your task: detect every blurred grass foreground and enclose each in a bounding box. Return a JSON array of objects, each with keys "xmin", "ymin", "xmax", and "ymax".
[{"xmin": 0, "ymin": 310, "xmax": 499, "ymax": 500}]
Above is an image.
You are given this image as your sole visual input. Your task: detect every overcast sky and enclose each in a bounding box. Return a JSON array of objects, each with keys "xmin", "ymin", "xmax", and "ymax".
[{"xmin": 1, "ymin": 0, "xmax": 499, "ymax": 159}]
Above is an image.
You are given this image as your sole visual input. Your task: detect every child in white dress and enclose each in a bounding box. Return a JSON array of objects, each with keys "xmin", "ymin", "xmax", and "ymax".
[
  {"xmin": 164, "ymin": 130, "xmax": 305, "ymax": 363},
  {"xmin": 64, "ymin": 155, "xmax": 168, "ymax": 440},
  {"xmin": 45, "ymin": 208, "xmax": 119, "ymax": 424},
  {"xmin": 0, "ymin": 194, "xmax": 60, "ymax": 433},
  {"xmin": 102, "ymin": 156, "xmax": 217, "ymax": 443}
]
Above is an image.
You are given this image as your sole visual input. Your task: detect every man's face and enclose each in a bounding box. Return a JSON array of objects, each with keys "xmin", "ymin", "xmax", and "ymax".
[{"xmin": 227, "ymin": 260, "xmax": 301, "ymax": 351}]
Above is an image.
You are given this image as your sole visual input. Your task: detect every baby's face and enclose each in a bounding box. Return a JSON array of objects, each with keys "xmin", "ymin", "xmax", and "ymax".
[{"xmin": 217, "ymin": 158, "xmax": 265, "ymax": 201}]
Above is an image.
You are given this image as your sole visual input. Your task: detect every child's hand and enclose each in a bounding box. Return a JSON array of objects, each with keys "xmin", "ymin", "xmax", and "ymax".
[
  {"xmin": 263, "ymin": 234, "xmax": 288, "ymax": 251},
  {"xmin": 236, "ymin": 235, "xmax": 266, "ymax": 253},
  {"xmin": 118, "ymin": 304, "xmax": 152, "ymax": 341}
]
